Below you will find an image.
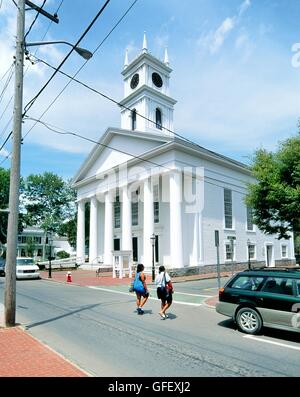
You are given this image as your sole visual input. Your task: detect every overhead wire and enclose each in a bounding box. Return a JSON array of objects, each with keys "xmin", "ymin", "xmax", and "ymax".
[
  {"xmin": 0, "ymin": 64, "xmax": 14, "ymax": 105},
  {"xmin": 26, "ymin": 52, "xmax": 248, "ymax": 172},
  {"xmin": 0, "ymin": 0, "xmax": 64, "ymax": 159},
  {"xmin": 24, "ymin": 0, "xmax": 47, "ymax": 41},
  {"xmin": 22, "ymin": 0, "xmax": 139, "ymax": 141},
  {"xmin": 24, "ymin": 116, "xmax": 173, "ymax": 173},
  {"xmin": 24, "ymin": 116, "xmax": 250, "ymax": 196},
  {"xmin": 23, "ymin": 0, "xmax": 111, "ymax": 116},
  {"xmin": 0, "ymin": 63, "xmax": 14, "ymax": 84},
  {"xmin": 0, "ymin": 116, "xmax": 13, "ymax": 141},
  {"xmin": 0, "ymin": 97, "xmax": 13, "ymax": 122}
]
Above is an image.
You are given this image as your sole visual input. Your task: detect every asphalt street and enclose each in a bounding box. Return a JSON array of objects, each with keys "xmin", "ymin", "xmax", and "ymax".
[{"xmin": 0, "ymin": 277, "xmax": 300, "ymax": 377}]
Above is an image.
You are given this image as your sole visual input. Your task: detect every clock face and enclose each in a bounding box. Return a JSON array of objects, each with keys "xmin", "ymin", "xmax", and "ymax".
[
  {"xmin": 130, "ymin": 73, "xmax": 139, "ymax": 89},
  {"xmin": 152, "ymin": 72, "xmax": 163, "ymax": 88}
]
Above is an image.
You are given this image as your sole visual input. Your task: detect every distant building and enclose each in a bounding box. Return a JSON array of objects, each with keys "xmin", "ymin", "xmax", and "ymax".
[{"xmin": 17, "ymin": 227, "xmax": 75, "ymax": 261}]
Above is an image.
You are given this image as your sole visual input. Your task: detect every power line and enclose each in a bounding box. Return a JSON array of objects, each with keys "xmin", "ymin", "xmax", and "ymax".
[
  {"xmin": 0, "ymin": 116, "xmax": 13, "ymax": 141},
  {"xmin": 11, "ymin": 0, "xmax": 18, "ymax": 8},
  {"xmin": 28, "ymin": 53, "xmax": 241, "ymax": 167},
  {"xmin": 0, "ymin": 63, "xmax": 14, "ymax": 84},
  {"xmin": 22, "ymin": 0, "xmax": 139, "ymax": 141},
  {"xmin": 0, "ymin": 152, "xmax": 11, "ymax": 166},
  {"xmin": 0, "ymin": 129, "xmax": 13, "ymax": 153},
  {"xmin": 24, "ymin": 116, "xmax": 250, "ymax": 196},
  {"xmin": 23, "ymin": 0, "xmax": 111, "ymax": 116},
  {"xmin": 0, "ymin": 96, "xmax": 13, "ymax": 122},
  {"xmin": 24, "ymin": 0, "xmax": 47, "ymax": 40},
  {"xmin": 0, "ymin": 0, "xmax": 65, "ymax": 153},
  {"xmin": 24, "ymin": 116, "xmax": 173, "ymax": 173},
  {"xmin": 0, "ymin": 65, "xmax": 14, "ymax": 105}
]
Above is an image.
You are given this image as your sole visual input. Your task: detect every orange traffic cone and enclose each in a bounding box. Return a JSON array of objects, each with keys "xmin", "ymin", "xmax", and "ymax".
[{"xmin": 66, "ymin": 271, "xmax": 72, "ymax": 282}]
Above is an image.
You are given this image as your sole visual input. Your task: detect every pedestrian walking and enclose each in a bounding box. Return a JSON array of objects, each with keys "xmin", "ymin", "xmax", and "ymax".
[
  {"xmin": 155, "ymin": 265, "xmax": 174, "ymax": 319},
  {"xmin": 133, "ymin": 263, "xmax": 149, "ymax": 315}
]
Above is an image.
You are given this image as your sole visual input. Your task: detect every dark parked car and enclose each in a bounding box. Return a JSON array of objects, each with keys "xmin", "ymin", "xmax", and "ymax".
[
  {"xmin": 0, "ymin": 258, "xmax": 5, "ymax": 276},
  {"xmin": 216, "ymin": 268, "xmax": 300, "ymax": 335}
]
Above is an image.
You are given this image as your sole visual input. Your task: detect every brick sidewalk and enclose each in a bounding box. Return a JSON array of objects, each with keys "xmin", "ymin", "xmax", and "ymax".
[
  {"xmin": 39, "ymin": 269, "xmax": 232, "ymax": 287},
  {"xmin": 0, "ymin": 327, "xmax": 88, "ymax": 377}
]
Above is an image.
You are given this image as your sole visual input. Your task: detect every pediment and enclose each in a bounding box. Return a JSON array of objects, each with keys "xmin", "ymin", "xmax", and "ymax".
[{"xmin": 73, "ymin": 128, "xmax": 171, "ymax": 185}]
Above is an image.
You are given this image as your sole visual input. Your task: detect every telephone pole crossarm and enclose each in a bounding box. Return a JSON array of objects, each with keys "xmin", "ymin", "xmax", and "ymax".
[{"xmin": 25, "ymin": 0, "xmax": 59, "ymax": 24}]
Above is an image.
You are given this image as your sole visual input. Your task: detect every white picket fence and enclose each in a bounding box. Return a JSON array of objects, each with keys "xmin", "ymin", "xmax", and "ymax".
[{"xmin": 38, "ymin": 256, "xmax": 78, "ymax": 270}]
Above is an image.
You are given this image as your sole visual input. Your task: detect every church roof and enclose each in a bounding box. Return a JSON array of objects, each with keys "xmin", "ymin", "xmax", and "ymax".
[{"xmin": 72, "ymin": 127, "xmax": 250, "ymax": 188}]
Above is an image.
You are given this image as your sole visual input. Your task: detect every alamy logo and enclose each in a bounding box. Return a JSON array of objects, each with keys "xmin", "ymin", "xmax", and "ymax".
[
  {"xmin": 291, "ymin": 303, "xmax": 300, "ymax": 329},
  {"xmin": 291, "ymin": 43, "xmax": 300, "ymax": 68}
]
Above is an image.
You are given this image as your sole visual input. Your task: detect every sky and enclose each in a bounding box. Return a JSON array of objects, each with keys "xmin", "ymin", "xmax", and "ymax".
[{"xmin": 0, "ymin": 0, "xmax": 300, "ymax": 179}]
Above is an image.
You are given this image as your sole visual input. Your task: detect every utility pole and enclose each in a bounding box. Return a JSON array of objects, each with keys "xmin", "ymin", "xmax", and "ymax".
[
  {"xmin": 4, "ymin": 0, "xmax": 25, "ymax": 327},
  {"xmin": 4, "ymin": 0, "xmax": 59, "ymax": 327}
]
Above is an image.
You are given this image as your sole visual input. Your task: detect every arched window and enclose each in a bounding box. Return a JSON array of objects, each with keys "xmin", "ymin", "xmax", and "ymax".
[
  {"xmin": 131, "ymin": 109, "xmax": 137, "ymax": 130},
  {"xmin": 155, "ymin": 108, "xmax": 162, "ymax": 130}
]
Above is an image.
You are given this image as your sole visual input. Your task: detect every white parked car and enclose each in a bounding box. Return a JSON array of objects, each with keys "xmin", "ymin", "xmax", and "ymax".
[{"xmin": 16, "ymin": 257, "xmax": 40, "ymax": 280}]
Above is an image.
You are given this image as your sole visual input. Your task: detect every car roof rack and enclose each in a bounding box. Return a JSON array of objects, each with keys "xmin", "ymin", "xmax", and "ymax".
[{"xmin": 247, "ymin": 266, "xmax": 300, "ymax": 272}]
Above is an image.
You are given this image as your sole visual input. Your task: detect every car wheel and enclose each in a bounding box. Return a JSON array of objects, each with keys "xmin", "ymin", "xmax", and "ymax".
[{"xmin": 236, "ymin": 307, "xmax": 262, "ymax": 335}]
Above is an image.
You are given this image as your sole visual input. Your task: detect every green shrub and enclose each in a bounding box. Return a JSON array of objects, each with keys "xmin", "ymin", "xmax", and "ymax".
[{"xmin": 56, "ymin": 250, "xmax": 70, "ymax": 259}]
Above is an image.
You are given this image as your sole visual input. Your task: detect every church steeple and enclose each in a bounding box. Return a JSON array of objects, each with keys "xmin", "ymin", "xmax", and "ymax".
[
  {"xmin": 120, "ymin": 34, "xmax": 176, "ymax": 136},
  {"xmin": 124, "ymin": 48, "xmax": 129, "ymax": 69},
  {"xmin": 142, "ymin": 31, "xmax": 148, "ymax": 54},
  {"xmin": 164, "ymin": 47, "xmax": 169, "ymax": 66}
]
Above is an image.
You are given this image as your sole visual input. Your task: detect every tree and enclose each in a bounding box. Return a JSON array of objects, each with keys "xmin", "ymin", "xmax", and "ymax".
[
  {"xmin": 0, "ymin": 167, "xmax": 10, "ymax": 243},
  {"xmin": 58, "ymin": 201, "xmax": 90, "ymax": 250},
  {"xmin": 246, "ymin": 133, "xmax": 300, "ymax": 240},
  {"xmin": 0, "ymin": 167, "xmax": 25, "ymax": 244},
  {"xmin": 22, "ymin": 173, "xmax": 77, "ymax": 237},
  {"xmin": 25, "ymin": 237, "xmax": 36, "ymax": 258}
]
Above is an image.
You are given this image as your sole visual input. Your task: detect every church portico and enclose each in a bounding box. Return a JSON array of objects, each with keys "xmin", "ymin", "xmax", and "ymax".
[{"xmin": 75, "ymin": 168, "xmax": 187, "ymax": 272}]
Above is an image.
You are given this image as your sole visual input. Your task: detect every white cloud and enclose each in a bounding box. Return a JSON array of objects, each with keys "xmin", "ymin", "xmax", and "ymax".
[
  {"xmin": 198, "ymin": 0, "xmax": 252, "ymax": 55},
  {"xmin": 0, "ymin": 148, "xmax": 10, "ymax": 158},
  {"xmin": 173, "ymin": 48, "xmax": 300, "ymax": 157},
  {"xmin": 238, "ymin": 0, "xmax": 251, "ymax": 17},
  {"xmin": 210, "ymin": 17, "xmax": 235, "ymax": 54}
]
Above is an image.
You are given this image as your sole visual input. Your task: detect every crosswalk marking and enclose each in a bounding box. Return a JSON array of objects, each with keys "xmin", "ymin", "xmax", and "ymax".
[
  {"xmin": 244, "ymin": 335, "xmax": 300, "ymax": 351},
  {"xmin": 88, "ymin": 286, "xmax": 203, "ymax": 306}
]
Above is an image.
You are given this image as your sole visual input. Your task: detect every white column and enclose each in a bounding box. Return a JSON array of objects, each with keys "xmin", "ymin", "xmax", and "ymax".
[
  {"xmin": 104, "ymin": 191, "xmax": 113, "ymax": 266},
  {"xmin": 122, "ymin": 186, "xmax": 132, "ymax": 251},
  {"xmin": 170, "ymin": 171, "xmax": 183, "ymax": 268},
  {"xmin": 191, "ymin": 213, "xmax": 199, "ymax": 266},
  {"xmin": 76, "ymin": 200, "xmax": 85, "ymax": 263},
  {"xmin": 143, "ymin": 178, "xmax": 154, "ymax": 267},
  {"xmin": 89, "ymin": 196, "xmax": 98, "ymax": 264}
]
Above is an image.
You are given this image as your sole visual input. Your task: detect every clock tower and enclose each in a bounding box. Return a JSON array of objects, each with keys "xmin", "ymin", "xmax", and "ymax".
[{"xmin": 119, "ymin": 33, "xmax": 176, "ymax": 136}]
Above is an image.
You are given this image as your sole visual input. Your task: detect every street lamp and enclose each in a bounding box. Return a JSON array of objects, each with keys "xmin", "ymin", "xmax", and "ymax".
[
  {"xmin": 247, "ymin": 239, "xmax": 251, "ymax": 270},
  {"xmin": 47, "ymin": 231, "xmax": 53, "ymax": 278},
  {"xmin": 150, "ymin": 233, "xmax": 156, "ymax": 282},
  {"xmin": 25, "ymin": 41, "xmax": 93, "ymax": 60}
]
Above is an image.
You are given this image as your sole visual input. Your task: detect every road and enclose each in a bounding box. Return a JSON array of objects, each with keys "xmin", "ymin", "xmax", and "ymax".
[{"xmin": 0, "ymin": 276, "xmax": 300, "ymax": 377}]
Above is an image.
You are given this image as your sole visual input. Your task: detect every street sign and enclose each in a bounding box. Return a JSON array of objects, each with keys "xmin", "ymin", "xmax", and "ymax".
[
  {"xmin": 214, "ymin": 230, "xmax": 219, "ymax": 247},
  {"xmin": 215, "ymin": 230, "xmax": 221, "ymax": 289}
]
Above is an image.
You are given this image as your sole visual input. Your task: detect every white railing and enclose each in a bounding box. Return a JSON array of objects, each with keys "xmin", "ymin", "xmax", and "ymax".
[{"xmin": 38, "ymin": 256, "xmax": 78, "ymax": 270}]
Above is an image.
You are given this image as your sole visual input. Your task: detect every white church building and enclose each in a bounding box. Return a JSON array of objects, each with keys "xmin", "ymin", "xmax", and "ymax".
[{"xmin": 72, "ymin": 34, "xmax": 295, "ymax": 275}]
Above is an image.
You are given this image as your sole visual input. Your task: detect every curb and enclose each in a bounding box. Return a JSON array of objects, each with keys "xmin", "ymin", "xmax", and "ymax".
[
  {"xmin": 202, "ymin": 295, "xmax": 218, "ymax": 309},
  {"xmin": 19, "ymin": 325, "xmax": 93, "ymax": 377}
]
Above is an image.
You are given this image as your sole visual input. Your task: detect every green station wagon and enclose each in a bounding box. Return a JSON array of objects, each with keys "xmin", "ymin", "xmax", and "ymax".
[{"xmin": 216, "ymin": 268, "xmax": 300, "ymax": 335}]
